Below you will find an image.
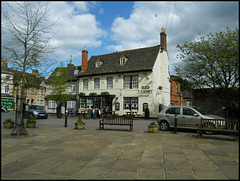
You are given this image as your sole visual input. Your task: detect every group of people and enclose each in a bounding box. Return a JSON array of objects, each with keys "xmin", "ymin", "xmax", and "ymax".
[
  {"xmin": 55, "ymin": 102, "xmax": 111, "ymax": 118},
  {"xmin": 101, "ymin": 106, "xmax": 110, "ymax": 116}
]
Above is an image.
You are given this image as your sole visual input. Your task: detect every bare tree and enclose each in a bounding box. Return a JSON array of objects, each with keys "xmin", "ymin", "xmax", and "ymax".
[{"xmin": 1, "ymin": 2, "xmax": 58, "ymax": 135}]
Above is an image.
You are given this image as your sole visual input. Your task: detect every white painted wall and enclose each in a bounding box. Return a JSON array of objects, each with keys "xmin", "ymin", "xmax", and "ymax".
[{"xmin": 77, "ymin": 50, "xmax": 170, "ymax": 118}]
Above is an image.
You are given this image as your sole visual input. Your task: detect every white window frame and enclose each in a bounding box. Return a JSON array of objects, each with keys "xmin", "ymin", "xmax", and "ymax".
[
  {"xmin": 107, "ymin": 77, "xmax": 113, "ymax": 89},
  {"xmin": 123, "ymin": 97, "xmax": 138, "ymax": 110},
  {"xmin": 67, "ymin": 101, "xmax": 76, "ymax": 109},
  {"xmin": 123, "ymin": 75, "xmax": 138, "ymax": 89},
  {"xmin": 94, "ymin": 78, "xmax": 100, "ymax": 89},
  {"xmin": 69, "ymin": 84, "xmax": 75, "ymax": 92},
  {"xmin": 48, "ymin": 100, "xmax": 57, "ymax": 109},
  {"xmin": 83, "ymin": 79, "xmax": 88, "ymax": 90}
]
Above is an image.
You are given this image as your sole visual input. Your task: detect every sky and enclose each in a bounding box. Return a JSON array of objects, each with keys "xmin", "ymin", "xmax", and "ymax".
[{"xmin": 1, "ymin": 1, "xmax": 239, "ymax": 75}]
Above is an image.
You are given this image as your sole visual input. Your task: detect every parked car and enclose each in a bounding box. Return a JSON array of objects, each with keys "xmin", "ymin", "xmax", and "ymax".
[
  {"xmin": 28, "ymin": 105, "xmax": 48, "ymax": 119},
  {"xmin": 157, "ymin": 106, "xmax": 224, "ymax": 131}
]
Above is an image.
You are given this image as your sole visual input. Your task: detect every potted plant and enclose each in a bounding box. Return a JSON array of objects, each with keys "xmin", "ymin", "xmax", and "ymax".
[
  {"xmin": 3, "ymin": 119, "xmax": 14, "ymax": 128},
  {"xmin": 26, "ymin": 117, "xmax": 36, "ymax": 128},
  {"xmin": 75, "ymin": 116, "xmax": 85, "ymax": 130},
  {"xmin": 148, "ymin": 122, "xmax": 159, "ymax": 133}
]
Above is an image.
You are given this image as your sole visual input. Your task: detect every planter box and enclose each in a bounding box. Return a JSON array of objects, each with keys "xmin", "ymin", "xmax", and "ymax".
[
  {"xmin": 26, "ymin": 122, "xmax": 36, "ymax": 128},
  {"xmin": 148, "ymin": 126, "xmax": 158, "ymax": 133},
  {"xmin": 75, "ymin": 123, "xmax": 85, "ymax": 130},
  {"xmin": 89, "ymin": 93, "xmax": 97, "ymax": 96},
  {"xmin": 3, "ymin": 122, "xmax": 14, "ymax": 128},
  {"xmin": 101, "ymin": 92, "xmax": 109, "ymax": 95}
]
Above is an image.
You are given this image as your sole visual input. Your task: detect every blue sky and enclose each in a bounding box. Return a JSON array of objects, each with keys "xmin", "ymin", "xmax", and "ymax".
[{"xmin": 2, "ymin": 1, "xmax": 239, "ymax": 76}]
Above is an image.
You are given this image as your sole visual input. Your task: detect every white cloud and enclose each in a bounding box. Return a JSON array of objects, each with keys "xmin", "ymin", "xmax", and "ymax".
[
  {"xmin": 48, "ymin": 2, "xmax": 105, "ymax": 62},
  {"xmin": 108, "ymin": 1, "xmax": 239, "ymax": 74},
  {"xmin": 109, "ymin": 2, "xmax": 168, "ymax": 51}
]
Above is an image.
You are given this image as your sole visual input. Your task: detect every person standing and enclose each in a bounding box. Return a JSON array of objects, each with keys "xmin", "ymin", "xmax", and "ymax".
[{"xmin": 56, "ymin": 101, "xmax": 61, "ymax": 118}]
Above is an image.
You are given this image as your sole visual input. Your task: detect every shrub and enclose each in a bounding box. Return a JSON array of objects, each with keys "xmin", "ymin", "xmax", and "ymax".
[
  {"xmin": 4, "ymin": 119, "xmax": 14, "ymax": 123},
  {"xmin": 26, "ymin": 117, "xmax": 36, "ymax": 123},
  {"xmin": 148, "ymin": 122, "xmax": 159, "ymax": 128},
  {"xmin": 85, "ymin": 114, "xmax": 90, "ymax": 119},
  {"xmin": 76, "ymin": 116, "xmax": 85, "ymax": 124}
]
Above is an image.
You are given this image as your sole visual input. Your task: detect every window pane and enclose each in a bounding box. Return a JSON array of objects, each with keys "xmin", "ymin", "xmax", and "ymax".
[
  {"xmin": 48, "ymin": 100, "xmax": 57, "ymax": 109},
  {"xmin": 131, "ymin": 97, "xmax": 138, "ymax": 110},
  {"xmin": 166, "ymin": 107, "xmax": 180, "ymax": 114},
  {"xmin": 132, "ymin": 75, "xmax": 138, "ymax": 89},
  {"xmin": 80, "ymin": 98, "xmax": 86, "ymax": 108},
  {"xmin": 123, "ymin": 97, "xmax": 131, "ymax": 109},
  {"xmin": 67, "ymin": 101, "xmax": 76, "ymax": 109},
  {"xmin": 107, "ymin": 77, "xmax": 113, "ymax": 89},
  {"xmin": 124, "ymin": 76, "xmax": 130, "ymax": 89},
  {"xmin": 183, "ymin": 107, "xmax": 196, "ymax": 116},
  {"xmin": 94, "ymin": 78, "xmax": 100, "ymax": 89},
  {"xmin": 70, "ymin": 84, "xmax": 75, "ymax": 92},
  {"xmin": 87, "ymin": 98, "xmax": 93, "ymax": 108},
  {"xmin": 83, "ymin": 79, "xmax": 88, "ymax": 89}
]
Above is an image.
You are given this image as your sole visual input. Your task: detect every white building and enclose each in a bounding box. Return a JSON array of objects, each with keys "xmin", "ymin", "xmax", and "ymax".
[
  {"xmin": 76, "ymin": 28, "xmax": 170, "ymax": 118},
  {"xmin": 1, "ymin": 60, "xmax": 15, "ymax": 110}
]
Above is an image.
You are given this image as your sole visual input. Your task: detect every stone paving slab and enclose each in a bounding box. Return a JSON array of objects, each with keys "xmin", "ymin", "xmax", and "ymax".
[{"xmin": 1, "ymin": 121, "xmax": 239, "ymax": 180}]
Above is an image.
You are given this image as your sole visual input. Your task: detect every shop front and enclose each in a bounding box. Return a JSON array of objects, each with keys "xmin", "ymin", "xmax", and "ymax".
[
  {"xmin": 1, "ymin": 94, "xmax": 15, "ymax": 110},
  {"xmin": 78, "ymin": 93, "xmax": 115, "ymax": 117}
]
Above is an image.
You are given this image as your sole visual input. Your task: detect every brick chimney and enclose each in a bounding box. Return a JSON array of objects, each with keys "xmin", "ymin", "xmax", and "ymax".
[
  {"xmin": 81, "ymin": 46, "xmax": 88, "ymax": 71},
  {"xmin": 67, "ymin": 60, "xmax": 74, "ymax": 68},
  {"xmin": 32, "ymin": 70, "xmax": 39, "ymax": 75},
  {"xmin": 2, "ymin": 59, "xmax": 8, "ymax": 68},
  {"xmin": 160, "ymin": 28, "xmax": 167, "ymax": 52}
]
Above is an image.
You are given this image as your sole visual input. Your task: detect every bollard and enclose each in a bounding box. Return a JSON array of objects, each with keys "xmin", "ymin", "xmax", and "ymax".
[
  {"xmin": 64, "ymin": 102, "xmax": 67, "ymax": 127},
  {"xmin": 174, "ymin": 114, "xmax": 177, "ymax": 134}
]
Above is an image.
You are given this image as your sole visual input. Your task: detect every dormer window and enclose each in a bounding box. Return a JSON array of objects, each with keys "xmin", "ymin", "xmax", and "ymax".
[
  {"xmin": 96, "ymin": 61, "xmax": 101, "ymax": 68},
  {"xmin": 95, "ymin": 58, "xmax": 102, "ymax": 68},
  {"xmin": 74, "ymin": 69, "xmax": 79, "ymax": 75},
  {"xmin": 120, "ymin": 55, "xmax": 127, "ymax": 65}
]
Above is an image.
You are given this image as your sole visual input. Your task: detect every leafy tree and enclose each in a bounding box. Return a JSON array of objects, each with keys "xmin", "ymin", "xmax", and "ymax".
[
  {"xmin": 47, "ymin": 63, "xmax": 71, "ymax": 103},
  {"xmin": 170, "ymin": 75, "xmax": 194, "ymax": 92},
  {"xmin": 174, "ymin": 27, "xmax": 239, "ymax": 107}
]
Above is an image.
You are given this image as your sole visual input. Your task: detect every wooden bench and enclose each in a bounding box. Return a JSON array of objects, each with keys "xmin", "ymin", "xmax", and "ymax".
[
  {"xmin": 196, "ymin": 118, "xmax": 239, "ymax": 137},
  {"xmin": 99, "ymin": 116, "xmax": 134, "ymax": 131}
]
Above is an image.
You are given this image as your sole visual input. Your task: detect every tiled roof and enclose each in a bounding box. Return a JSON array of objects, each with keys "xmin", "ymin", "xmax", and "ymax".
[
  {"xmin": 78, "ymin": 45, "xmax": 160, "ymax": 77},
  {"xmin": 47, "ymin": 66, "xmax": 81, "ymax": 83}
]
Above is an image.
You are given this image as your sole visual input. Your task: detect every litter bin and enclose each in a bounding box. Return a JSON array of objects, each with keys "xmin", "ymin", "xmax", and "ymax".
[{"xmin": 145, "ymin": 108, "xmax": 149, "ymax": 119}]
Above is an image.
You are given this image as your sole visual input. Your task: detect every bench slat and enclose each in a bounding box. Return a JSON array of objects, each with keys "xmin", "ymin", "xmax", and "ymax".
[
  {"xmin": 197, "ymin": 118, "xmax": 239, "ymax": 137},
  {"xmin": 99, "ymin": 116, "xmax": 133, "ymax": 131}
]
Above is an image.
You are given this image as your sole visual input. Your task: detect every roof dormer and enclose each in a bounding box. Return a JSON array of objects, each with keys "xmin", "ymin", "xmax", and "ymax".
[
  {"xmin": 95, "ymin": 58, "xmax": 103, "ymax": 68},
  {"xmin": 120, "ymin": 55, "xmax": 128, "ymax": 65}
]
